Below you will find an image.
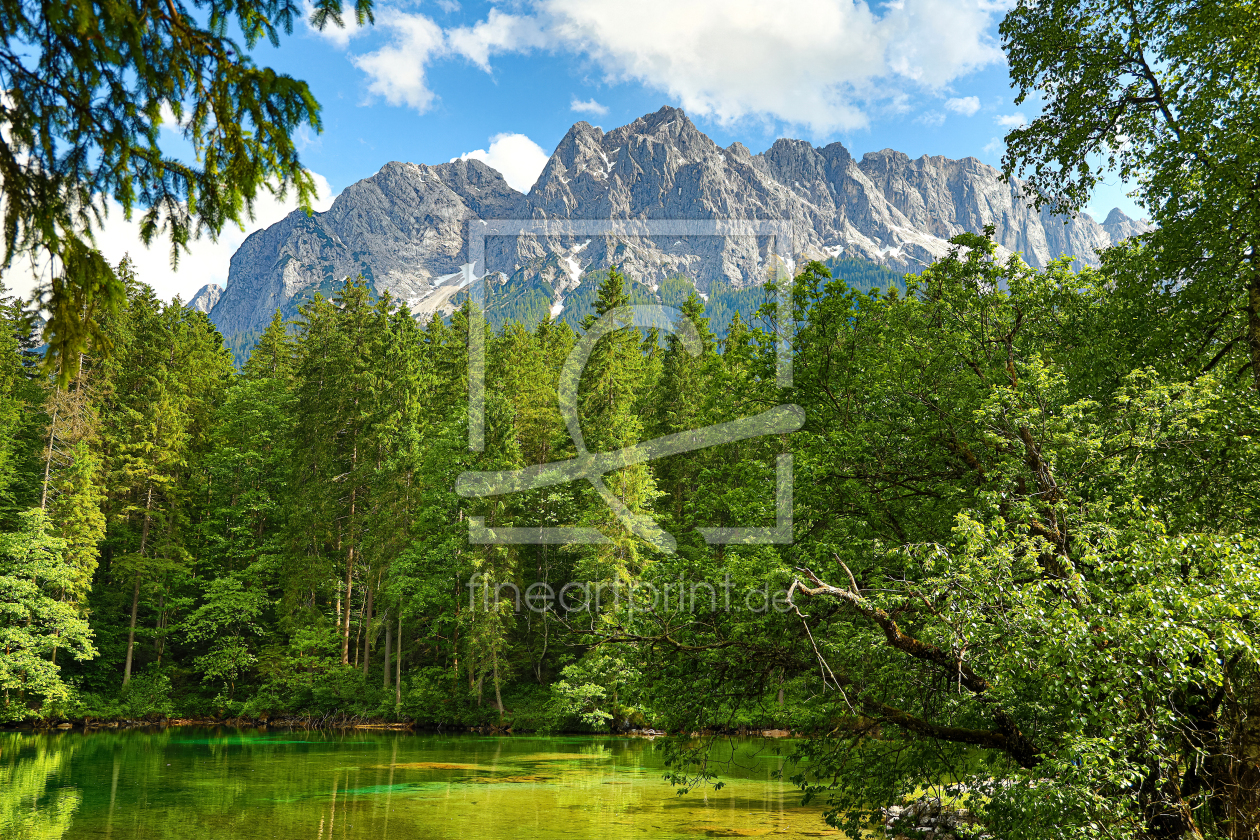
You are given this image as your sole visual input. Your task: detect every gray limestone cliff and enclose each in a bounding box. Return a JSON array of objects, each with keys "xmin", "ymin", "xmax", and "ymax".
[
  {"xmin": 207, "ymin": 106, "xmax": 1149, "ymax": 341},
  {"xmin": 187, "ymin": 283, "xmax": 222, "ymax": 315}
]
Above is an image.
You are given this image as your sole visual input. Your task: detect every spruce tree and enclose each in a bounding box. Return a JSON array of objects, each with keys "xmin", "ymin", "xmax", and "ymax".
[{"xmin": 2, "ymin": 0, "xmax": 374, "ymax": 381}]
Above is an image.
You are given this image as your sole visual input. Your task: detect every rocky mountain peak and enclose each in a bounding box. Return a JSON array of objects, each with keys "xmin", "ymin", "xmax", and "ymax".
[
  {"xmin": 434, "ymin": 158, "xmax": 523, "ymax": 208},
  {"xmin": 543, "ymin": 121, "xmax": 607, "ymax": 180},
  {"xmin": 724, "ymin": 141, "xmax": 754, "ymax": 163},
  {"xmin": 762, "ymin": 138, "xmax": 832, "ymax": 186},
  {"xmin": 605, "ymin": 105, "xmax": 715, "ymax": 160},
  {"xmin": 818, "ymin": 142, "xmax": 853, "ymax": 166},
  {"xmin": 615, "ymin": 105, "xmax": 690, "ymax": 136},
  {"xmin": 1101, "ymin": 207, "xmax": 1147, "ymax": 242},
  {"xmin": 1104, "ymin": 207, "xmax": 1129, "ymax": 225},
  {"xmin": 201, "ymin": 106, "xmax": 1151, "ymax": 343},
  {"xmin": 860, "ymin": 148, "xmax": 913, "ymax": 171},
  {"xmin": 187, "ymin": 283, "xmax": 222, "ymax": 315}
]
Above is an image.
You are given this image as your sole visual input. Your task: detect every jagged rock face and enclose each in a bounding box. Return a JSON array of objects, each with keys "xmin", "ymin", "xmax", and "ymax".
[
  {"xmin": 187, "ymin": 283, "xmax": 222, "ymax": 315},
  {"xmin": 1102, "ymin": 207, "xmax": 1147, "ymax": 242},
  {"xmin": 207, "ymin": 106, "xmax": 1149, "ymax": 341},
  {"xmin": 210, "ymin": 159, "xmax": 525, "ymax": 339}
]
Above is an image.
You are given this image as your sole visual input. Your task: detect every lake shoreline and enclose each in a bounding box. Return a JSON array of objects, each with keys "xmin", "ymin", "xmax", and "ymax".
[{"xmin": 2, "ymin": 716, "xmax": 799, "ymax": 739}]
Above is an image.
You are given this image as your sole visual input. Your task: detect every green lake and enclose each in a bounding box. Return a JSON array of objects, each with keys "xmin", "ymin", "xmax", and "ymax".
[{"xmin": 1, "ymin": 728, "xmax": 840, "ymax": 839}]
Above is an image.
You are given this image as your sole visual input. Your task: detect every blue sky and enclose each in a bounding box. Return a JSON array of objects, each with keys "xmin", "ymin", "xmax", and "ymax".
[{"xmin": 68, "ymin": 0, "xmax": 1145, "ymax": 303}]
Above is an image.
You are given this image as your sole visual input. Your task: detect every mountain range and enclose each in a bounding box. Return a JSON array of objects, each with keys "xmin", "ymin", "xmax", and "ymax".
[{"xmin": 190, "ymin": 106, "xmax": 1147, "ymax": 344}]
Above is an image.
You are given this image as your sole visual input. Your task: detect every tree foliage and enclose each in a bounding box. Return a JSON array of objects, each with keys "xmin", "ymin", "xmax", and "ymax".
[
  {"xmin": 1001, "ymin": 0, "xmax": 1260, "ymax": 389},
  {"xmin": 0, "ymin": 0, "xmax": 372, "ymax": 382},
  {"xmin": 0, "ymin": 510, "xmax": 96, "ymax": 718}
]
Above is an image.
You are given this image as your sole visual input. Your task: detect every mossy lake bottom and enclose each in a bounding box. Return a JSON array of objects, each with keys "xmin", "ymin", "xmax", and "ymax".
[{"xmin": 2, "ymin": 728, "xmax": 840, "ymax": 839}]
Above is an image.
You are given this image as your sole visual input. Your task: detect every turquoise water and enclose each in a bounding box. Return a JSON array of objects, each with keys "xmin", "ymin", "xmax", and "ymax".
[{"xmin": 1, "ymin": 728, "xmax": 839, "ymax": 839}]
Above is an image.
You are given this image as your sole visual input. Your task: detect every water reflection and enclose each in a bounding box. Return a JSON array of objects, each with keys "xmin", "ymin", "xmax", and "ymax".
[
  {"xmin": 0, "ymin": 729, "xmax": 833, "ymax": 839},
  {"xmin": 1, "ymin": 733, "xmax": 83, "ymax": 840}
]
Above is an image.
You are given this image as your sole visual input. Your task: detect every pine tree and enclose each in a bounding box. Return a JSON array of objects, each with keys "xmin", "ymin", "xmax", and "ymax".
[
  {"xmin": 3, "ymin": 0, "xmax": 373, "ymax": 380},
  {"xmin": 243, "ymin": 310, "xmax": 296, "ymax": 382},
  {"xmin": 0, "ymin": 284, "xmax": 44, "ymax": 523},
  {"xmin": 576, "ymin": 267, "xmax": 661, "ymax": 572},
  {"xmin": 289, "ymin": 278, "xmax": 392, "ymax": 667},
  {"xmin": 95, "ymin": 276, "xmax": 232, "ymax": 687},
  {"xmin": 651, "ymin": 291, "xmax": 719, "ymax": 532}
]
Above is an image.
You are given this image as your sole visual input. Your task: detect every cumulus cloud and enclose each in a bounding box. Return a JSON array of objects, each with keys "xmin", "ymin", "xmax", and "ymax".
[
  {"xmin": 917, "ymin": 110, "xmax": 946, "ymax": 127},
  {"xmin": 455, "ymin": 133, "xmax": 550, "ymax": 193},
  {"xmin": 540, "ymin": 0, "xmax": 1003, "ymax": 131},
  {"xmin": 543, "ymin": 0, "xmax": 876, "ymax": 130},
  {"xmin": 570, "ymin": 97, "xmax": 608, "ymax": 116},
  {"xmin": 346, "ymin": 8, "xmax": 545, "ymax": 112},
  {"xmin": 996, "ymin": 112, "xmax": 1028, "ymax": 128},
  {"xmin": 446, "ymin": 10, "xmax": 547, "ymax": 72},
  {"xmin": 341, "ymin": 0, "xmax": 1005, "ymax": 129},
  {"xmin": 945, "ymin": 95, "xmax": 980, "ymax": 116},
  {"xmin": 352, "ymin": 9, "xmax": 447, "ymax": 111}
]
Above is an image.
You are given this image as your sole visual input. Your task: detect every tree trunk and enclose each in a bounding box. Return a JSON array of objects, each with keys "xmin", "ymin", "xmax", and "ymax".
[
  {"xmin": 122, "ymin": 575, "xmax": 140, "ymax": 686},
  {"xmin": 395, "ymin": 614, "xmax": 402, "ymax": 707},
  {"xmin": 534, "ymin": 605, "xmax": 549, "ymax": 683},
  {"xmin": 154, "ymin": 591, "xmax": 166, "ymax": 666},
  {"xmin": 492, "ymin": 648, "xmax": 504, "ymax": 715},
  {"xmin": 340, "ymin": 438, "xmax": 359, "ymax": 664},
  {"xmin": 341, "ymin": 543, "xmax": 354, "ymax": 665},
  {"xmin": 123, "ymin": 484, "xmax": 154, "ymax": 687},
  {"xmin": 383, "ymin": 612, "xmax": 391, "ymax": 689},
  {"xmin": 353, "ymin": 608, "xmax": 361, "ymax": 669},
  {"xmin": 340, "ymin": 478, "xmax": 357, "ymax": 665},
  {"xmin": 361, "ymin": 583, "xmax": 373, "ymax": 675},
  {"xmin": 39, "ymin": 398, "xmax": 59, "ymax": 510}
]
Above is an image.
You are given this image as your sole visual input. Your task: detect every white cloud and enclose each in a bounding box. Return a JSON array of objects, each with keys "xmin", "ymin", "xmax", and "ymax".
[
  {"xmin": 995, "ymin": 112, "xmax": 1028, "ymax": 128},
  {"xmin": 917, "ymin": 110, "xmax": 945, "ymax": 127},
  {"xmin": 945, "ymin": 95, "xmax": 980, "ymax": 116},
  {"xmin": 570, "ymin": 96, "xmax": 608, "ymax": 116},
  {"xmin": 455, "ymin": 134, "xmax": 550, "ymax": 193},
  {"xmin": 352, "ymin": 9, "xmax": 447, "ymax": 111},
  {"xmin": 436, "ymin": 0, "xmax": 460, "ymax": 12},
  {"xmin": 542, "ymin": 0, "xmax": 1003, "ymax": 131},
  {"xmin": 881, "ymin": 0, "xmax": 1002, "ymax": 86},
  {"xmin": 348, "ymin": 8, "xmax": 545, "ymax": 112},
  {"xmin": 543, "ymin": 0, "xmax": 881, "ymax": 130},
  {"xmin": 158, "ymin": 102, "xmax": 182, "ymax": 129},
  {"xmin": 446, "ymin": 10, "xmax": 547, "ymax": 72},
  {"xmin": 983, "ymin": 136, "xmax": 1004, "ymax": 158},
  {"xmin": 342, "ymin": 0, "xmax": 1005, "ymax": 130}
]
